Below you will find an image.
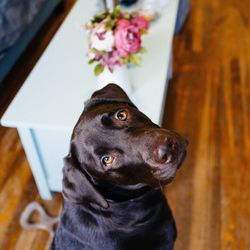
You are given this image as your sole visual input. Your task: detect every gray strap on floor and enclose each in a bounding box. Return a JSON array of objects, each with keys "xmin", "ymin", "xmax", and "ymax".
[{"xmin": 20, "ymin": 201, "xmax": 59, "ymax": 237}]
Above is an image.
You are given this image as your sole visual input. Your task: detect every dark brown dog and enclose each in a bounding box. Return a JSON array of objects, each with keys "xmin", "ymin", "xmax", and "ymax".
[{"xmin": 51, "ymin": 84, "xmax": 187, "ymax": 250}]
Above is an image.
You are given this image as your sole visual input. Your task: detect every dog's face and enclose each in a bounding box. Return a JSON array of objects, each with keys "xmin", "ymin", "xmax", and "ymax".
[{"xmin": 63, "ymin": 84, "xmax": 188, "ymax": 208}]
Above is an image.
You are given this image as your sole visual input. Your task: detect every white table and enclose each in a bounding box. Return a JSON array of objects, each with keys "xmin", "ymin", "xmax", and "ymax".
[{"xmin": 1, "ymin": 0, "xmax": 179, "ymax": 199}]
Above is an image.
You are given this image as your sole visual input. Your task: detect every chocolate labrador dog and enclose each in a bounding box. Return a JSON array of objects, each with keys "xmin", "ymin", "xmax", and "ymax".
[{"xmin": 51, "ymin": 84, "xmax": 187, "ymax": 250}]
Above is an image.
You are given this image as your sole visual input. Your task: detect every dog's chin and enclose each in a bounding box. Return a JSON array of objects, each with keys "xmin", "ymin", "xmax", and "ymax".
[
  {"xmin": 155, "ymin": 174, "xmax": 176, "ymax": 186},
  {"xmin": 151, "ymin": 165, "xmax": 178, "ymax": 186}
]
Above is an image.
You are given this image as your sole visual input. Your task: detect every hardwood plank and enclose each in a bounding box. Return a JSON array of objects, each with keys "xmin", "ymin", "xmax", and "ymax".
[
  {"xmin": 219, "ymin": 5, "xmax": 250, "ymax": 250},
  {"xmin": 163, "ymin": 0, "xmax": 250, "ymax": 250},
  {"xmin": 0, "ymin": 129, "xmax": 23, "ymax": 190},
  {"xmin": 0, "ymin": 157, "xmax": 33, "ymax": 246},
  {"xmin": 14, "ymin": 230, "xmax": 38, "ymax": 250}
]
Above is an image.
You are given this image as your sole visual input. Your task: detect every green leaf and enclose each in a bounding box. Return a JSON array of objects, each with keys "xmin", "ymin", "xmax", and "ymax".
[
  {"xmin": 92, "ymin": 12, "xmax": 108, "ymax": 23},
  {"xmin": 120, "ymin": 57, "xmax": 129, "ymax": 64},
  {"xmin": 105, "ymin": 19, "xmax": 116, "ymax": 30},
  {"xmin": 88, "ymin": 58, "xmax": 97, "ymax": 64},
  {"xmin": 123, "ymin": 13, "xmax": 131, "ymax": 20},
  {"xmin": 139, "ymin": 47, "xmax": 147, "ymax": 54},
  {"xmin": 90, "ymin": 48, "xmax": 105, "ymax": 55},
  {"xmin": 129, "ymin": 54, "xmax": 141, "ymax": 66},
  {"xmin": 113, "ymin": 5, "xmax": 121, "ymax": 18},
  {"xmin": 140, "ymin": 28, "xmax": 148, "ymax": 35},
  {"xmin": 94, "ymin": 64, "xmax": 104, "ymax": 76}
]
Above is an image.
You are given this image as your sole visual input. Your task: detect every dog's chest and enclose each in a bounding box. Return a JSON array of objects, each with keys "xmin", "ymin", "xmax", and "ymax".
[{"xmin": 54, "ymin": 193, "xmax": 176, "ymax": 250}]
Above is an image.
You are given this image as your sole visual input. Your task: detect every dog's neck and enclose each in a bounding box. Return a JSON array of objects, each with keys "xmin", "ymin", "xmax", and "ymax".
[{"xmin": 95, "ymin": 181, "xmax": 154, "ymax": 202}]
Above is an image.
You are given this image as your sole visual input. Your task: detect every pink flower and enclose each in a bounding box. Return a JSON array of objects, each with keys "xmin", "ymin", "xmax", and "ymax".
[
  {"xmin": 132, "ymin": 16, "xmax": 149, "ymax": 30},
  {"xmin": 101, "ymin": 50, "xmax": 121, "ymax": 70},
  {"xmin": 114, "ymin": 19, "xmax": 141, "ymax": 57},
  {"xmin": 116, "ymin": 19, "xmax": 130, "ymax": 29}
]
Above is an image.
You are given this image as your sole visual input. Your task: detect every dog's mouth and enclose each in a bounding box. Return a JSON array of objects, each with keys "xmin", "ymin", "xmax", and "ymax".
[{"xmin": 152, "ymin": 169, "xmax": 176, "ymax": 184}]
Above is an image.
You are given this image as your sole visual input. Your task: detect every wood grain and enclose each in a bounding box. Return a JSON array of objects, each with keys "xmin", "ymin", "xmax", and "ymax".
[
  {"xmin": 163, "ymin": 0, "xmax": 250, "ymax": 249},
  {"xmin": 0, "ymin": 0, "xmax": 249, "ymax": 249}
]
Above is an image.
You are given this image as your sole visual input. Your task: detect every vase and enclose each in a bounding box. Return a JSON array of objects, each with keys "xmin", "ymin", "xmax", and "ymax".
[{"xmin": 97, "ymin": 65, "xmax": 131, "ymax": 94}]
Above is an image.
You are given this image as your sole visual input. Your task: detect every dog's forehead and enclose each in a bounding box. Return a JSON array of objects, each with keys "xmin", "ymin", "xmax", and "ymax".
[{"xmin": 84, "ymin": 84, "xmax": 137, "ymax": 111}]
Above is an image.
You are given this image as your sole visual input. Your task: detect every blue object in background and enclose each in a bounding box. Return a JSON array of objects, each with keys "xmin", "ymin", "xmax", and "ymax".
[
  {"xmin": 175, "ymin": 0, "xmax": 190, "ymax": 33},
  {"xmin": 0, "ymin": 0, "xmax": 61, "ymax": 84},
  {"xmin": 120, "ymin": 0, "xmax": 138, "ymax": 7}
]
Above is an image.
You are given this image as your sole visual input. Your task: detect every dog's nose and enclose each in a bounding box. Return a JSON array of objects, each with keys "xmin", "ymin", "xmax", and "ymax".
[{"xmin": 153, "ymin": 140, "xmax": 177, "ymax": 164}]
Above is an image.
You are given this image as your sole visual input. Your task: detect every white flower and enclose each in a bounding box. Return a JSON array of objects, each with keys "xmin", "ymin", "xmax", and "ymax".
[{"xmin": 90, "ymin": 25, "xmax": 114, "ymax": 52}]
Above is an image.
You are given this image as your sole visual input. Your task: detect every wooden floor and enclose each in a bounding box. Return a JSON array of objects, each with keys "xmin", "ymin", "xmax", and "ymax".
[{"xmin": 0, "ymin": 0, "xmax": 249, "ymax": 249}]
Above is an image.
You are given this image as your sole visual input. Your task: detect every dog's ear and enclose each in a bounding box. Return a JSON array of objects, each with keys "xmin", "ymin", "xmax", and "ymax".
[
  {"xmin": 62, "ymin": 155, "xmax": 108, "ymax": 208},
  {"xmin": 92, "ymin": 83, "xmax": 131, "ymax": 100},
  {"xmin": 84, "ymin": 83, "xmax": 137, "ymax": 110}
]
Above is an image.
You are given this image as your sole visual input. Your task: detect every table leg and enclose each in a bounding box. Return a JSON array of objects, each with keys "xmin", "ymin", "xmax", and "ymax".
[{"xmin": 17, "ymin": 128, "xmax": 52, "ymax": 199}]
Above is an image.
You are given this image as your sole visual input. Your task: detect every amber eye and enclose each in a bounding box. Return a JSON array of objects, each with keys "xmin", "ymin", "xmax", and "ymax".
[
  {"xmin": 115, "ymin": 110, "xmax": 128, "ymax": 121},
  {"xmin": 101, "ymin": 155, "xmax": 114, "ymax": 166}
]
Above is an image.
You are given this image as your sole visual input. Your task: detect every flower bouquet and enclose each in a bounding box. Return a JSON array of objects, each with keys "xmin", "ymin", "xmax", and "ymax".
[{"xmin": 86, "ymin": 6, "xmax": 150, "ymax": 76}]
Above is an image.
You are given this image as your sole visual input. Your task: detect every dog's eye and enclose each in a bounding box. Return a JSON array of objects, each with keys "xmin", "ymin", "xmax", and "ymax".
[
  {"xmin": 115, "ymin": 110, "xmax": 128, "ymax": 121},
  {"xmin": 101, "ymin": 155, "xmax": 114, "ymax": 166}
]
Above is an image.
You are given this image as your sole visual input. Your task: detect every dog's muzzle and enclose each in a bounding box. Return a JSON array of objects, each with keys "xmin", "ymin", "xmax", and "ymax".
[{"xmin": 147, "ymin": 132, "xmax": 188, "ymax": 183}]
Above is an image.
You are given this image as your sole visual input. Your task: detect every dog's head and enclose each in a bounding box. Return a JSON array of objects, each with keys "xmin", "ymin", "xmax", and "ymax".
[{"xmin": 63, "ymin": 84, "xmax": 188, "ymax": 208}]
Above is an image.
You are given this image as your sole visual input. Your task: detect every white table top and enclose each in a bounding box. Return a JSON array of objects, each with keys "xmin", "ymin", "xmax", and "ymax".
[{"xmin": 1, "ymin": 0, "xmax": 179, "ymax": 130}]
